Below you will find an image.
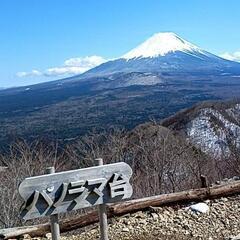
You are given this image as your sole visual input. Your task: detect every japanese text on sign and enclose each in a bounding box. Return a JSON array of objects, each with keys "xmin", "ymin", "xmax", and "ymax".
[{"xmin": 19, "ymin": 163, "xmax": 133, "ymax": 220}]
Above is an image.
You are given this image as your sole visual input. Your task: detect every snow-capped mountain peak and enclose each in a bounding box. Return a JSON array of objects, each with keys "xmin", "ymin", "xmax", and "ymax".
[{"xmin": 122, "ymin": 32, "xmax": 204, "ymax": 59}]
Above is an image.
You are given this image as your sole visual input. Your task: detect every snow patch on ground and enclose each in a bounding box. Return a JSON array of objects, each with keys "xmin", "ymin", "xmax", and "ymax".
[{"xmin": 189, "ymin": 203, "xmax": 210, "ymax": 213}]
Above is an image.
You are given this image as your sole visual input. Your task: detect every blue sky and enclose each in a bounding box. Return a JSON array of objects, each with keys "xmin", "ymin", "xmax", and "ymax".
[{"xmin": 1, "ymin": 0, "xmax": 240, "ymax": 88}]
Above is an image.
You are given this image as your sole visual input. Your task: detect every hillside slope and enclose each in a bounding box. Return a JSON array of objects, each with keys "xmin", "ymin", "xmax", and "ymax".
[{"xmin": 161, "ymin": 100, "xmax": 240, "ymax": 157}]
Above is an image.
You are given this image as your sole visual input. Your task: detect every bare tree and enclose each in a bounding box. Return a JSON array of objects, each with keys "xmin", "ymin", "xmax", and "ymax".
[{"xmin": 0, "ymin": 139, "xmax": 67, "ymax": 228}]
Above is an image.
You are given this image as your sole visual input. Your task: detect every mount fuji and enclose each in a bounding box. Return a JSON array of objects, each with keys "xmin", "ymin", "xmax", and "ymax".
[
  {"xmin": 0, "ymin": 32, "xmax": 240, "ymax": 144},
  {"xmin": 62, "ymin": 32, "xmax": 240, "ymax": 89}
]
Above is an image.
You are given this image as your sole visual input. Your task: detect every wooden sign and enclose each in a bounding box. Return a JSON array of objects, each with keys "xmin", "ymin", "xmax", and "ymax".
[{"xmin": 19, "ymin": 162, "xmax": 133, "ymax": 220}]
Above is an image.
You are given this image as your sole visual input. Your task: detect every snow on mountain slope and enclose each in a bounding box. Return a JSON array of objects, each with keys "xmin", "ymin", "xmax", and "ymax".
[
  {"xmin": 187, "ymin": 106, "xmax": 240, "ymax": 157},
  {"xmin": 161, "ymin": 102, "xmax": 240, "ymax": 157},
  {"xmin": 122, "ymin": 32, "xmax": 206, "ymax": 59}
]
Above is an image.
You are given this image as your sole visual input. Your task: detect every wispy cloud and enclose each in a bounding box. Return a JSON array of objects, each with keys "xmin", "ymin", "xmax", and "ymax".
[
  {"xmin": 16, "ymin": 56, "xmax": 107, "ymax": 78},
  {"xmin": 220, "ymin": 51, "xmax": 240, "ymax": 62},
  {"xmin": 16, "ymin": 70, "xmax": 42, "ymax": 77}
]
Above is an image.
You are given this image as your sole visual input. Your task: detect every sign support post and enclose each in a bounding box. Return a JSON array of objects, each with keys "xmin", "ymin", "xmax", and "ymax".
[
  {"xmin": 46, "ymin": 167, "xmax": 61, "ymax": 240},
  {"xmin": 95, "ymin": 158, "xmax": 109, "ymax": 240}
]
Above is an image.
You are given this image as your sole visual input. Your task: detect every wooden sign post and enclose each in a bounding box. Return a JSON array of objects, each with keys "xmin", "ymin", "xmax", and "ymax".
[
  {"xmin": 18, "ymin": 161, "xmax": 133, "ymax": 239},
  {"xmin": 95, "ymin": 158, "xmax": 108, "ymax": 240},
  {"xmin": 45, "ymin": 167, "xmax": 60, "ymax": 240}
]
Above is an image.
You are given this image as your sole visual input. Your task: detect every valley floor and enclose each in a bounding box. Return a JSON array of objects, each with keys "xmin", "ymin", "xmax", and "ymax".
[{"xmin": 62, "ymin": 195, "xmax": 240, "ymax": 240}]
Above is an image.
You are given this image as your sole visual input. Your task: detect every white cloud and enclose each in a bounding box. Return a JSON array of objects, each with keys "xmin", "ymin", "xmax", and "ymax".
[
  {"xmin": 45, "ymin": 56, "xmax": 107, "ymax": 76},
  {"xmin": 220, "ymin": 51, "xmax": 240, "ymax": 62},
  {"xmin": 65, "ymin": 56, "xmax": 106, "ymax": 68},
  {"xmin": 16, "ymin": 55, "xmax": 107, "ymax": 78},
  {"xmin": 45, "ymin": 66, "xmax": 86, "ymax": 76},
  {"xmin": 16, "ymin": 70, "xmax": 42, "ymax": 77}
]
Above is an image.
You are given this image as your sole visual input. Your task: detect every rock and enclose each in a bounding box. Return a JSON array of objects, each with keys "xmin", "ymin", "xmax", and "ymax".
[
  {"xmin": 22, "ymin": 234, "xmax": 31, "ymax": 239},
  {"xmin": 45, "ymin": 233, "xmax": 52, "ymax": 239},
  {"xmin": 148, "ymin": 206, "xmax": 161, "ymax": 213},
  {"xmin": 133, "ymin": 211, "xmax": 145, "ymax": 219},
  {"xmin": 122, "ymin": 218, "xmax": 131, "ymax": 225},
  {"xmin": 221, "ymin": 197, "xmax": 228, "ymax": 202},
  {"xmin": 232, "ymin": 176, "xmax": 240, "ymax": 181},
  {"xmin": 122, "ymin": 227, "xmax": 130, "ymax": 232},
  {"xmin": 150, "ymin": 212, "xmax": 159, "ymax": 220},
  {"xmin": 228, "ymin": 234, "xmax": 240, "ymax": 240},
  {"xmin": 189, "ymin": 202, "xmax": 210, "ymax": 213}
]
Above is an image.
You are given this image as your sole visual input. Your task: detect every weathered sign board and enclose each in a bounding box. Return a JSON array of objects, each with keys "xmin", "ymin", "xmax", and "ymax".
[{"xmin": 19, "ymin": 162, "xmax": 133, "ymax": 220}]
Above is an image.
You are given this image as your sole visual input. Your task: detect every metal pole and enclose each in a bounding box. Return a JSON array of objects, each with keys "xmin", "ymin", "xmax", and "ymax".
[
  {"xmin": 46, "ymin": 167, "xmax": 61, "ymax": 240},
  {"xmin": 95, "ymin": 158, "xmax": 109, "ymax": 240}
]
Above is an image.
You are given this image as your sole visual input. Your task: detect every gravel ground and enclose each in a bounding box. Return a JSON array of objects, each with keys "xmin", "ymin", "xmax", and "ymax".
[{"xmin": 59, "ymin": 195, "xmax": 240, "ymax": 240}]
